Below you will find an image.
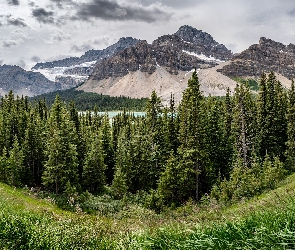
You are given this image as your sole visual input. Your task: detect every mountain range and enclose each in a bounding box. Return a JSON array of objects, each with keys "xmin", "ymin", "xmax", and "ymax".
[{"xmin": 0, "ymin": 25, "xmax": 294, "ymax": 102}]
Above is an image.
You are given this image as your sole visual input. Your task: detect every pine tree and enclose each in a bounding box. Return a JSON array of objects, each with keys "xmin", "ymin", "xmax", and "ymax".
[
  {"xmin": 22, "ymin": 111, "xmax": 45, "ymax": 186},
  {"xmin": 285, "ymin": 80, "xmax": 295, "ymax": 170},
  {"xmin": 42, "ymin": 96, "xmax": 79, "ymax": 194},
  {"xmin": 112, "ymin": 127, "xmax": 131, "ymax": 195},
  {"xmin": 82, "ymin": 132, "xmax": 106, "ymax": 193},
  {"xmin": 7, "ymin": 137, "xmax": 24, "ymax": 187},
  {"xmin": 201, "ymin": 96, "xmax": 227, "ymax": 190},
  {"xmin": 231, "ymin": 83, "xmax": 256, "ymax": 168},
  {"xmin": 258, "ymin": 72, "xmax": 287, "ymax": 159},
  {"xmin": 176, "ymin": 71, "xmax": 204, "ymax": 201},
  {"xmin": 157, "ymin": 153, "xmax": 187, "ymax": 205},
  {"xmin": 101, "ymin": 114, "xmax": 115, "ymax": 184}
]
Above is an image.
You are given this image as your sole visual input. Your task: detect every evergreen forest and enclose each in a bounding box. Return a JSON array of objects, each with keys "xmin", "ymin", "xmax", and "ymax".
[
  {"xmin": 29, "ymin": 88, "xmax": 148, "ymax": 111},
  {"xmin": 0, "ymin": 71, "xmax": 294, "ymax": 210}
]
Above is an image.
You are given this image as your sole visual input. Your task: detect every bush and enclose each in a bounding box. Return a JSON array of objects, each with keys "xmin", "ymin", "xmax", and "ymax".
[{"xmin": 211, "ymin": 155, "xmax": 286, "ymax": 202}]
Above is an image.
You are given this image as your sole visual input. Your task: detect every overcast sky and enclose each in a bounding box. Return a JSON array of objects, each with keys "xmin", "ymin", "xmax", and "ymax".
[{"xmin": 1, "ymin": 0, "xmax": 295, "ymax": 70}]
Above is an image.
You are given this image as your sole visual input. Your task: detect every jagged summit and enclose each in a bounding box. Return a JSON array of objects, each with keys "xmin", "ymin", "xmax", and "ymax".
[
  {"xmin": 175, "ymin": 25, "xmax": 232, "ymax": 60},
  {"xmin": 218, "ymin": 37, "xmax": 295, "ymax": 81},
  {"xmin": 79, "ymin": 27, "xmax": 235, "ymax": 103}
]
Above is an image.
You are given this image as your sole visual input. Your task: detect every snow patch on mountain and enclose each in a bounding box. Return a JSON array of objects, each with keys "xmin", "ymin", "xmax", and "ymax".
[
  {"xmin": 182, "ymin": 50, "xmax": 225, "ymax": 64},
  {"xmin": 32, "ymin": 61, "xmax": 97, "ymax": 82}
]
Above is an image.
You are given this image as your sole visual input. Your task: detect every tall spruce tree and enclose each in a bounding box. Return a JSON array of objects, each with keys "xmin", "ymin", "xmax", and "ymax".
[
  {"xmin": 159, "ymin": 71, "xmax": 204, "ymax": 202},
  {"xmin": 82, "ymin": 131, "xmax": 106, "ymax": 193},
  {"xmin": 285, "ymin": 80, "xmax": 295, "ymax": 170},
  {"xmin": 42, "ymin": 96, "xmax": 79, "ymax": 194},
  {"xmin": 231, "ymin": 83, "xmax": 256, "ymax": 168},
  {"xmin": 257, "ymin": 72, "xmax": 287, "ymax": 160}
]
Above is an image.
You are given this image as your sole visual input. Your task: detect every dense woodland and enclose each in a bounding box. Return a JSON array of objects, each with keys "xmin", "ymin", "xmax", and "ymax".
[
  {"xmin": 0, "ymin": 71, "xmax": 294, "ymax": 209},
  {"xmin": 29, "ymin": 88, "xmax": 148, "ymax": 111}
]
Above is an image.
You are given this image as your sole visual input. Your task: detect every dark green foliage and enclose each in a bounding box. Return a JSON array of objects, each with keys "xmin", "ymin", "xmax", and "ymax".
[
  {"xmin": 42, "ymin": 96, "xmax": 79, "ymax": 194},
  {"xmin": 211, "ymin": 154, "xmax": 286, "ymax": 202},
  {"xmin": 257, "ymin": 72, "xmax": 288, "ymax": 160},
  {"xmin": 82, "ymin": 132, "xmax": 106, "ymax": 194},
  {"xmin": 286, "ymin": 81, "xmax": 295, "ymax": 170},
  {"xmin": 233, "ymin": 77, "xmax": 259, "ymax": 91},
  {"xmin": 231, "ymin": 83, "xmax": 256, "ymax": 168},
  {"xmin": 0, "ymin": 70, "xmax": 293, "ymax": 211},
  {"xmin": 29, "ymin": 88, "xmax": 148, "ymax": 111}
]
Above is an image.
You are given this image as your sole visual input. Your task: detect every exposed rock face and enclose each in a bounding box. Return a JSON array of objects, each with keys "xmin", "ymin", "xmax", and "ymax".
[
  {"xmin": 14, "ymin": 25, "xmax": 235, "ymax": 99},
  {"xmin": 82, "ymin": 27, "xmax": 235, "ymax": 103},
  {"xmin": 63, "ymin": 67, "xmax": 94, "ymax": 76},
  {"xmin": 152, "ymin": 34, "xmax": 216, "ymax": 74},
  {"xmin": 54, "ymin": 76, "xmax": 83, "ymax": 90},
  {"xmin": 31, "ymin": 37, "xmax": 140, "ymax": 90},
  {"xmin": 175, "ymin": 25, "xmax": 233, "ymax": 60},
  {"xmin": 88, "ymin": 32, "xmax": 225, "ymax": 82},
  {"xmin": 0, "ymin": 65, "xmax": 57, "ymax": 96},
  {"xmin": 218, "ymin": 37, "xmax": 295, "ymax": 79}
]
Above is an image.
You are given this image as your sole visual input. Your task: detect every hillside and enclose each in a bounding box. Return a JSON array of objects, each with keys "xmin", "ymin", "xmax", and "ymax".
[
  {"xmin": 0, "ymin": 65, "xmax": 58, "ymax": 96},
  {"xmin": 1, "ymin": 172, "xmax": 295, "ymax": 249}
]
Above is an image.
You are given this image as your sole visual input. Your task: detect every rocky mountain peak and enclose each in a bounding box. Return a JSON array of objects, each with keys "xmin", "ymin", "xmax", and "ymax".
[
  {"xmin": 176, "ymin": 25, "xmax": 216, "ymax": 47},
  {"xmin": 175, "ymin": 25, "xmax": 232, "ymax": 60},
  {"xmin": 219, "ymin": 37, "xmax": 295, "ymax": 80},
  {"xmin": 258, "ymin": 37, "xmax": 286, "ymax": 51}
]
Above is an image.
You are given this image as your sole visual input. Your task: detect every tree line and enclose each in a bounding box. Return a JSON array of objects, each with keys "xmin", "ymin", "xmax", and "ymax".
[
  {"xmin": 0, "ymin": 71, "xmax": 293, "ymax": 207},
  {"xmin": 29, "ymin": 88, "xmax": 148, "ymax": 111}
]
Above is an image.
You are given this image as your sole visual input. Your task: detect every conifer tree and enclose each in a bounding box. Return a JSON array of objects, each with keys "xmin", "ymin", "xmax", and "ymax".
[
  {"xmin": 201, "ymin": 96, "xmax": 227, "ymax": 190},
  {"xmin": 164, "ymin": 71, "xmax": 205, "ymax": 201},
  {"xmin": 285, "ymin": 80, "xmax": 295, "ymax": 170},
  {"xmin": 257, "ymin": 72, "xmax": 287, "ymax": 160},
  {"xmin": 22, "ymin": 111, "xmax": 45, "ymax": 186},
  {"xmin": 82, "ymin": 131, "xmax": 106, "ymax": 193},
  {"xmin": 112, "ymin": 127, "xmax": 131, "ymax": 195},
  {"xmin": 42, "ymin": 96, "xmax": 79, "ymax": 194},
  {"xmin": 101, "ymin": 114, "xmax": 115, "ymax": 184},
  {"xmin": 7, "ymin": 137, "xmax": 24, "ymax": 187},
  {"xmin": 231, "ymin": 83, "xmax": 256, "ymax": 168}
]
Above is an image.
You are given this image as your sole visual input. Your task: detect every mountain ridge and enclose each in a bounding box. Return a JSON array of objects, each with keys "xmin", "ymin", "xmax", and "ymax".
[{"xmin": 0, "ymin": 25, "xmax": 294, "ymax": 100}]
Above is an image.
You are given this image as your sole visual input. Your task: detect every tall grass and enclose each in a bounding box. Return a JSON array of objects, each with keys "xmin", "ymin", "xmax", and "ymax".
[{"xmin": 1, "ymin": 174, "xmax": 295, "ymax": 249}]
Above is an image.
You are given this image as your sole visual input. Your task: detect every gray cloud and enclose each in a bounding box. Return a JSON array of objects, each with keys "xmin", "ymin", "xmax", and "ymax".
[
  {"xmin": 50, "ymin": 0, "xmax": 75, "ymax": 8},
  {"xmin": 2, "ymin": 40, "xmax": 18, "ymax": 48},
  {"xmin": 140, "ymin": 0, "xmax": 197, "ymax": 8},
  {"xmin": 32, "ymin": 8, "xmax": 55, "ymax": 24},
  {"xmin": 93, "ymin": 37, "xmax": 110, "ymax": 46},
  {"xmin": 71, "ymin": 44, "xmax": 93, "ymax": 52},
  {"xmin": 75, "ymin": 0, "xmax": 172, "ymax": 23},
  {"xmin": 7, "ymin": 0, "xmax": 20, "ymax": 5},
  {"xmin": 16, "ymin": 59, "xmax": 26, "ymax": 69},
  {"xmin": 7, "ymin": 17, "xmax": 27, "ymax": 27},
  {"xmin": 31, "ymin": 56, "xmax": 41, "ymax": 62}
]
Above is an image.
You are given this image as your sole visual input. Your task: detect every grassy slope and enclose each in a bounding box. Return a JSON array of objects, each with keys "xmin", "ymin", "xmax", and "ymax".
[{"xmin": 1, "ymin": 174, "xmax": 295, "ymax": 249}]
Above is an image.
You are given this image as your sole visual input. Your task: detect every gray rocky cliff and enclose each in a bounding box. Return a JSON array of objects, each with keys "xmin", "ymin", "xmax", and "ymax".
[
  {"xmin": 175, "ymin": 25, "xmax": 233, "ymax": 60},
  {"xmin": 0, "ymin": 65, "xmax": 58, "ymax": 96},
  {"xmin": 218, "ymin": 37, "xmax": 295, "ymax": 79},
  {"xmin": 88, "ymin": 32, "xmax": 225, "ymax": 81}
]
